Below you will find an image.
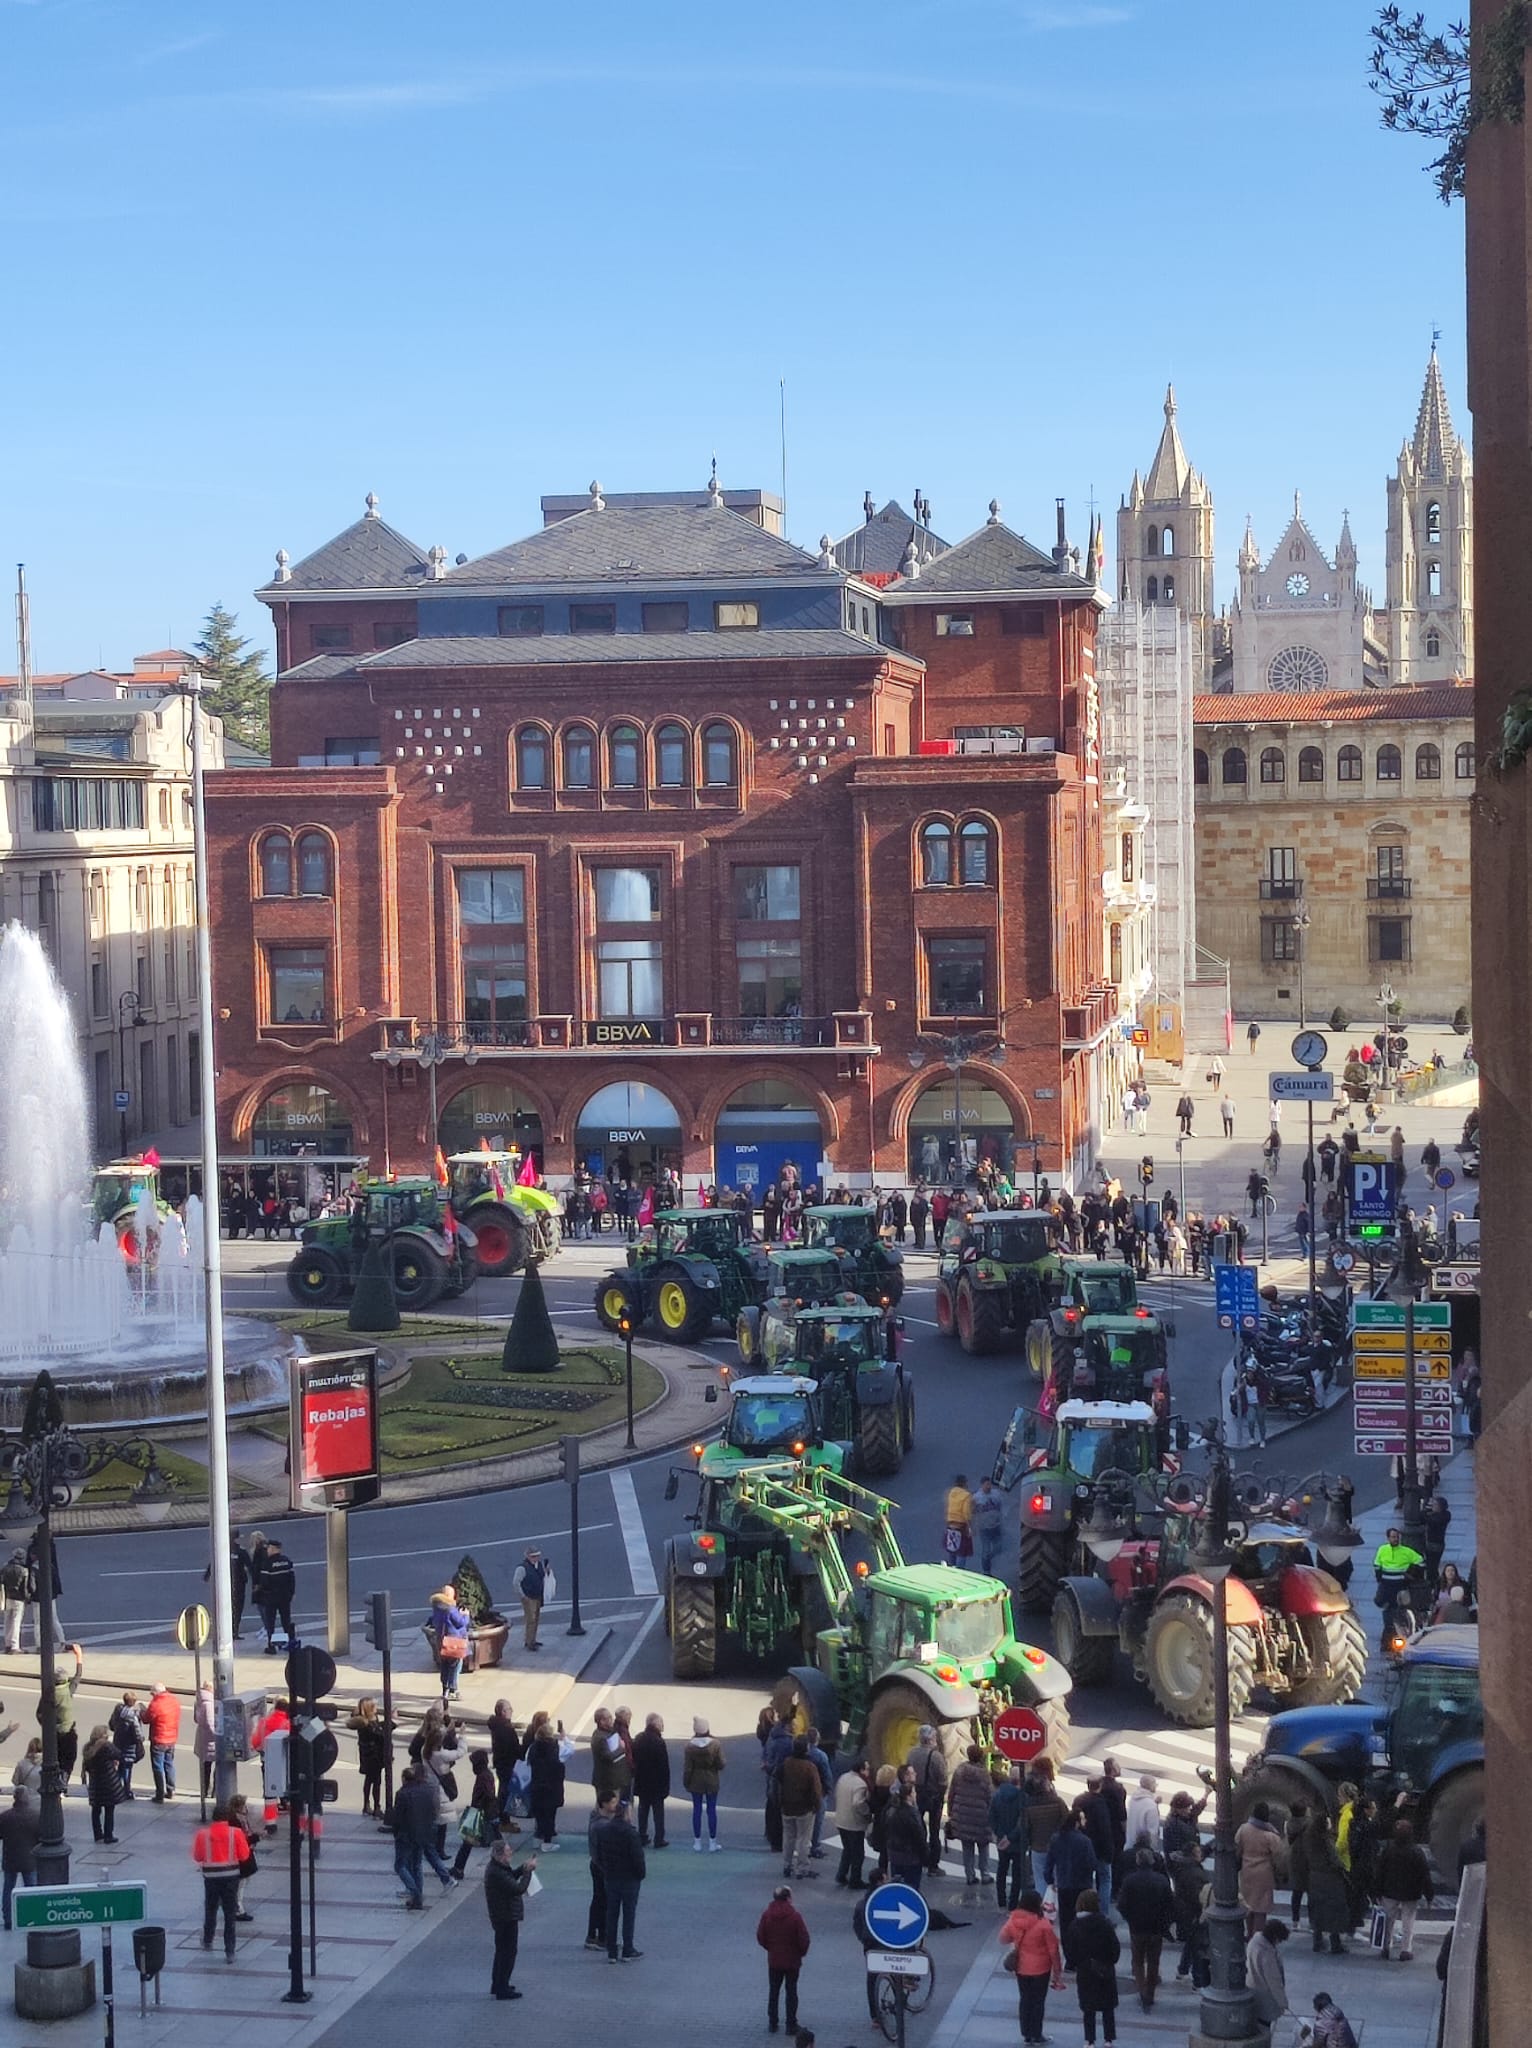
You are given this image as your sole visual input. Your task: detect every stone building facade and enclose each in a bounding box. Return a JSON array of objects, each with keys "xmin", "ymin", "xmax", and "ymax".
[{"xmin": 1192, "ymin": 685, "xmax": 1474, "ymax": 1025}]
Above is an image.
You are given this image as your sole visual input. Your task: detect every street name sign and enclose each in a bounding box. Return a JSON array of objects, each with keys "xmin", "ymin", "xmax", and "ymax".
[
  {"xmin": 1354, "ymin": 1301, "xmax": 1452, "ymax": 1330},
  {"xmin": 17, "ymin": 1884, "xmax": 147, "ymax": 1928},
  {"xmin": 864, "ymin": 1883, "xmax": 929, "ymax": 1950},
  {"xmin": 1270, "ymin": 1071, "xmax": 1335, "ymax": 1101},
  {"xmin": 1355, "ymin": 1433, "xmax": 1455, "ymax": 1458}
]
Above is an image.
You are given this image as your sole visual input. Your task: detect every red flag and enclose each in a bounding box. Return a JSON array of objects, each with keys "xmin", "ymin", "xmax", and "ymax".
[
  {"xmin": 698, "ymin": 1180, "xmax": 707, "ymax": 1205},
  {"xmin": 518, "ymin": 1154, "xmax": 538, "ymax": 1187},
  {"xmin": 434, "ymin": 1146, "xmax": 449, "ymax": 1186},
  {"xmin": 637, "ymin": 1186, "xmax": 655, "ymax": 1227},
  {"xmin": 141, "ymin": 1147, "xmax": 161, "ymax": 1169}
]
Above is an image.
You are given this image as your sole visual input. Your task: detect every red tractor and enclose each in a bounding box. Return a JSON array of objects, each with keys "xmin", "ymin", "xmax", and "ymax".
[{"xmin": 1050, "ymin": 1484, "xmax": 1367, "ymax": 1727}]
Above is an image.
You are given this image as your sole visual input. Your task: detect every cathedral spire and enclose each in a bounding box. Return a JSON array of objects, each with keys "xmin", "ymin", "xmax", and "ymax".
[
  {"xmin": 1144, "ymin": 385, "xmax": 1192, "ymax": 501},
  {"xmin": 1412, "ymin": 341, "xmax": 1457, "ymax": 478}
]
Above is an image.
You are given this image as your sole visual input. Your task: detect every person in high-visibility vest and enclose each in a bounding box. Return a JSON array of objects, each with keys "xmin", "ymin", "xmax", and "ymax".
[
  {"xmin": 1373, "ymin": 1528, "xmax": 1425, "ymax": 1649},
  {"xmin": 193, "ymin": 1806, "xmax": 251, "ymax": 1962}
]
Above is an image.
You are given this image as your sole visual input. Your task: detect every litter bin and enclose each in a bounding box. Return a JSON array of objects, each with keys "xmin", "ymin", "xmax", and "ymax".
[{"xmin": 132, "ymin": 1925, "xmax": 167, "ymax": 2013}]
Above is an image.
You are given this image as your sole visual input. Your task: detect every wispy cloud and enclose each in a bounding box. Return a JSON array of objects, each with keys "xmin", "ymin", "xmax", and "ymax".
[{"xmin": 135, "ymin": 28, "xmax": 219, "ymax": 66}]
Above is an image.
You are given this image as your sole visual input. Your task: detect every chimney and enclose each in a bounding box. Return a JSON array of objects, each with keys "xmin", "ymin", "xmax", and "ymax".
[
  {"xmin": 1052, "ymin": 496, "xmax": 1072, "ymax": 570},
  {"xmin": 864, "ymin": 491, "xmax": 875, "ymax": 525}
]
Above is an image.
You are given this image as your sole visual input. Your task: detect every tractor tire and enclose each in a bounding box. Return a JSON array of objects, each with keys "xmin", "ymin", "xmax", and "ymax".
[
  {"xmin": 594, "ymin": 1276, "xmax": 632, "ymax": 1331},
  {"xmin": 1017, "ymin": 1527, "xmax": 1072, "ymax": 1615},
  {"xmin": 1024, "ymin": 1320, "xmax": 1053, "ymax": 1381},
  {"xmin": 865, "ymin": 1681, "xmax": 963, "ymax": 1776},
  {"xmin": 771, "ymin": 1667, "xmax": 843, "ymax": 1753},
  {"xmin": 900, "ymin": 1382, "xmax": 916, "ymax": 1450},
  {"xmin": 1050, "ymin": 1586, "xmax": 1117, "ymax": 1687},
  {"xmin": 1144, "ymin": 1592, "xmax": 1256, "ymax": 1727},
  {"xmin": 934, "ymin": 1280, "xmax": 957, "ymax": 1339},
  {"xmin": 1231, "ymin": 1766, "xmax": 1309, "ymax": 1838},
  {"xmin": 668, "ymin": 1571, "xmax": 719, "ymax": 1680},
  {"xmin": 465, "ymin": 1202, "xmax": 528, "ymax": 1279},
  {"xmin": 653, "ymin": 1267, "xmax": 714, "ymax": 1345},
  {"xmin": 856, "ymin": 1402, "xmax": 902, "ymax": 1478},
  {"xmin": 390, "ymin": 1237, "xmax": 447, "ymax": 1311},
  {"xmin": 956, "ymin": 1280, "xmax": 1005, "ymax": 1356},
  {"xmin": 736, "ymin": 1307, "xmax": 762, "ymax": 1369},
  {"xmin": 1285, "ymin": 1608, "xmax": 1369, "ymax": 1709},
  {"xmin": 287, "ymin": 1248, "xmax": 344, "ymax": 1308},
  {"xmin": 1427, "ymin": 1768, "xmax": 1484, "ymax": 1878}
]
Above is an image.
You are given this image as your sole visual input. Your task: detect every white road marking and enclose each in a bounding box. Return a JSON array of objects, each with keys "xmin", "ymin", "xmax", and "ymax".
[
  {"xmin": 929, "ymin": 1923, "xmax": 1004, "ymax": 2048},
  {"xmin": 609, "ymin": 1468, "xmax": 659, "ymax": 1597},
  {"xmin": 578, "ymin": 1596, "xmax": 666, "ymax": 1723}
]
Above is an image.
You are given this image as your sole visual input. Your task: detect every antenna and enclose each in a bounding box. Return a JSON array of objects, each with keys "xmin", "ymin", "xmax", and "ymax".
[
  {"xmin": 14, "ymin": 563, "xmax": 32, "ymax": 721},
  {"xmin": 779, "ymin": 378, "xmax": 788, "ymax": 537}
]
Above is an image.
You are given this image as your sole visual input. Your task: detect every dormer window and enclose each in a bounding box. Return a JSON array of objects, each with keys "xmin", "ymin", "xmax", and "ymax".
[{"xmin": 715, "ymin": 601, "xmax": 759, "ymax": 630}]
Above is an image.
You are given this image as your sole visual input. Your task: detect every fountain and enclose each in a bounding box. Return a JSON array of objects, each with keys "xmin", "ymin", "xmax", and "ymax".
[{"xmin": 0, "ymin": 923, "xmax": 298, "ymax": 1429}]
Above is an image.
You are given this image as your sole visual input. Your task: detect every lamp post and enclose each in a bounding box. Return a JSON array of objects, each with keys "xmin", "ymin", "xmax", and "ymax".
[
  {"xmin": 1294, "ymin": 908, "xmax": 1312, "ymax": 1031},
  {"xmin": 116, "ymin": 988, "xmax": 144, "ymax": 1156},
  {"xmin": 1, "ymin": 1369, "xmax": 174, "ymax": 1885},
  {"xmin": 1191, "ymin": 1436, "xmax": 1259, "ymax": 2046}
]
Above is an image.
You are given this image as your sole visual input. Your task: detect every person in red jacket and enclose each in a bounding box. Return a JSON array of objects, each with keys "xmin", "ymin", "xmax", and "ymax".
[
  {"xmin": 193, "ymin": 1805, "xmax": 252, "ymax": 1962},
  {"xmin": 144, "ymin": 1685, "xmax": 182, "ymax": 1802},
  {"xmin": 1000, "ymin": 1888, "xmax": 1066, "ymax": 2047},
  {"xmin": 756, "ymin": 1883, "xmax": 811, "ymax": 2035}
]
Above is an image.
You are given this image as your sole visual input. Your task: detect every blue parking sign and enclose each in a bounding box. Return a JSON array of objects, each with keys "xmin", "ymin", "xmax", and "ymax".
[{"xmin": 1346, "ymin": 1158, "xmax": 1400, "ymax": 1224}]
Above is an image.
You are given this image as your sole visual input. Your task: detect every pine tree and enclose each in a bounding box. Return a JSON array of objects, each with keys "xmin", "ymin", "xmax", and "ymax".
[
  {"xmin": 195, "ymin": 602, "xmax": 273, "ymax": 752},
  {"xmin": 502, "ymin": 1261, "xmax": 560, "ymax": 1375}
]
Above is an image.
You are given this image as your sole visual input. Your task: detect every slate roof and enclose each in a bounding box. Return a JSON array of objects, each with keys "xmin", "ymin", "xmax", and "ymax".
[
  {"xmin": 832, "ymin": 501, "xmax": 948, "ymax": 581},
  {"xmin": 263, "ymin": 513, "xmax": 432, "ymax": 592},
  {"xmin": 881, "ymin": 520, "xmax": 1094, "ymax": 600},
  {"xmin": 360, "ymin": 629, "xmax": 901, "ymax": 667},
  {"xmin": 1193, "ymin": 686, "xmax": 1474, "ymax": 725},
  {"xmin": 277, "ymin": 654, "xmax": 371, "ymax": 685},
  {"xmin": 445, "ymin": 503, "xmax": 825, "ymax": 586}
]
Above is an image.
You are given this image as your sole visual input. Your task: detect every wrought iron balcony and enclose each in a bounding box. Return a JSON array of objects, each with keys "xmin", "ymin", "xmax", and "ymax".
[
  {"xmin": 1367, "ymin": 876, "xmax": 1412, "ymax": 899},
  {"xmin": 1258, "ymin": 877, "xmax": 1304, "ymax": 900}
]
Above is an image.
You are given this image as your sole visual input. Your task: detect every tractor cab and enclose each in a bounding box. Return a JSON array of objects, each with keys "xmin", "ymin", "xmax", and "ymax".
[
  {"xmin": 446, "ymin": 1150, "xmax": 521, "ymax": 1202},
  {"xmin": 1051, "ymin": 1399, "xmax": 1164, "ymax": 1482},
  {"xmin": 712, "ymin": 1375, "xmax": 823, "ymax": 1457},
  {"xmin": 1227, "ymin": 1521, "xmax": 1322, "ymax": 1587},
  {"xmin": 1056, "ymin": 1258, "xmax": 1138, "ymax": 1316},
  {"xmin": 647, "ymin": 1208, "xmax": 748, "ymax": 1261},
  {"xmin": 802, "ymin": 1206, "xmax": 879, "ymax": 1253},
  {"xmin": 1075, "ymin": 1317, "xmax": 1168, "ymax": 1403},
  {"xmin": 761, "ymin": 1248, "xmax": 846, "ymax": 1305},
  {"xmin": 959, "ymin": 1211, "xmax": 1061, "ymax": 1268},
  {"xmin": 792, "ymin": 1305, "xmax": 894, "ymax": 1368},
  {"xmin": 91, "ymin": 1160, "xmax": 160, "ymax": 1229},
  {"xmin": 801, "ymin": 1206, "xmax": 904, "ymax": 1306}
]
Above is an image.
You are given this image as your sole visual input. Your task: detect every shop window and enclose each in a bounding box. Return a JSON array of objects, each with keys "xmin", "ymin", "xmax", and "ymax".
[
  {"xmin": 926, "ymin": 934, "xmax": 988, "ymax": 1014},
  {"xmin": 296, "ymin": 831, "xmax": 332, "ymax": 896},
  {"xmin": 608, "ymin": 724, "xmax": 642, "ymax": 788},
  {"xmin": 959, "ymin": 820, "xmax": 994, "ymax": 886},
  {"xmin": 919, "ymin": 820, "xmax": 952, "ymax": 887},
  {"xmin": 258, "ymin": 832, "xmax": 292, "ymax": 897},
  {"xmin": 562, "ymin": 726, "xmax": 595, "ymax": 790},
  {"xmin": 1259, "ymin": 747, "xmax": 1285, "ymax": 783},
  {"xmin": 1298, "ymin": 747, "xmax": 1324, "ymax": 782},
  {"xmin": 654, "ymin": 722, "xmax": 689, "ymax": 788},
  {"xmin": 267, "ymin": 945, "xmax": 328, "ymax": 1024},
  {"xmin": 1377, "ymin": 744, "xmax": 1402, "ymax": 781},
  {"xmin": 1337, "ymin": 745, "xmax": 1363, "ymax": 782},
  {"xmin": 701, "ymin": 722, "xmax": 737, "ymax": 787},
  {"xmin": 515, "ymin": 726, "xmax": 550, "ymax": 790},
  {"xmin": 1221, "ymin": 747, "xmax": 1247, "ymax": 785},
  {"xmin": 1415, "ymin": 743, "xmax": 1441, "ymax": 780}
]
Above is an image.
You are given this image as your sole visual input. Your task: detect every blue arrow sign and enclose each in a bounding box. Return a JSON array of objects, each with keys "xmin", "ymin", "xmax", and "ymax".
[
  {"xmin": 864, "ymin": 1881, "xmax": 929, "ymax": 1950},
  {"xmin": 1434, "ymin": 1168, "xmax": 1456, "ymax": 1191},
  {"xmin": 1214, "ymin": 1261, "xmax": 1259, "ymax": 1332}
]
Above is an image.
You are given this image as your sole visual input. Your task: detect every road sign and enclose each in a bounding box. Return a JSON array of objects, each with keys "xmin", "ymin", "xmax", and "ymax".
[
  {"xmin": 1354, "ymin": 1354, "xmax": 1452, "ymax": 1381},
  {"xmin": 175, "ymin": 1602, "xmax": 211, "ymax": 1651},
  {"xmin": 286, "ymin": 1644, "xmax": 338, "ymax": 1700},
  {"xmin": 868, "ymin": 1951, "xmax": 931, "ymax": 1979},
  {"xmin": 1435, "ymin": 1168, "xmax": 1457, "ymax": 1191},
  {"xmin": 113, "ymin": 1090, "xmax": 131, "ymax": 1112},
  {"xmin": 1355, "ymin": 1399, "xmax": 1453, "ymax": 1430},
  {"xmin": 1291, "ymin": 1030, "xmax": 1328, "ymax": 1069},
  {"xmin": 17, "ymin": 1884, "xmax": 146, "ymax": 1929},
  {"xmin": 1346, "ymin": 1159, "xmax": 1401, "ymax": 1225},
  {"xmin": 864, "ymin": 1882, "xmax": 929, "ymax": 1951},
  {"xmin": 1270, "ymin": 1071, "xmax": 1335, "ymax": 1101},
  {"xmin": 1354, "ymin": 1433, "xmax": 1455, "ymax": 1459},
  {"xmin": 1353, "ymin": 1301, "xmax": 1451, "ymax": 1328},
  {"xmin": 1332, "ymin": 1250, "xmax": 1357, "ymax": 1274},
  {"xmin": 1214, "ymin": 1262, "xmax": 1260, "ymax": 1332},
  {"xmin": 1433, "ymin": 1264, "xmax": 1480, "ymax": 1292},
  {"xmin": 1350, "ymin": 1382, "xmax": 1453, "ymax": 1410},
  {"xmin": 1353, "ymin": 1328, "xmax": 1453, "ymax": 1355},
  {"xmin": 992, "ymin": 1705, "xmax": 1048, "ymax": 1763}
]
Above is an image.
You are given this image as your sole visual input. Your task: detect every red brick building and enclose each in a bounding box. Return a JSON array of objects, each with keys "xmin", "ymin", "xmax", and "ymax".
[{"xmin": 207, "ymin": 486, "xmax": 1113, "ymax": 1191}]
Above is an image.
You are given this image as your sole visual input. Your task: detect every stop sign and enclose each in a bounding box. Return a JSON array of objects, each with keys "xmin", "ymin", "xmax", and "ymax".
[{"xmin": 992, "ymin": 1705, "xmax": 1047, "ymax": 1763}]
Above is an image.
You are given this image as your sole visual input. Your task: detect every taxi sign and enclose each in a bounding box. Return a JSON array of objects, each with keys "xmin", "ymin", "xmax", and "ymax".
[{"xmin": 868, "ymin": 1951, "xmax": 931, "ymax": 1978}]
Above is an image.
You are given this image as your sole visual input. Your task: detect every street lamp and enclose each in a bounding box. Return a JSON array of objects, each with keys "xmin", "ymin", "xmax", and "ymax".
[
  {"xmin": 1294, "ymin": 909, "xmax": 1312, "ymax": 1030},
  {"xmin": 906, "ymin": 1019, "xmax": 1022, "ymax": 1194},
  {"xmin": 116, "ymin": 988, "xmax": 145, "ymax": 1156},
  {"xmin": 0, "ymin": 1369, "xmax": 176, "ymax": 1885},
  {"xmin": 1190, "ymin": 1439, "xmax": 1259, "ymax": 2045}
]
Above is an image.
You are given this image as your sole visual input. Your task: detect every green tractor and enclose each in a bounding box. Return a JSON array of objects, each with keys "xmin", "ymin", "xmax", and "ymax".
[
  {"xmin": 1027, "ymin": 1308, "xmax": 1171, "ymax": 1421},
  {"xmin": 698, "ymin": 1373, "xmax": 847, "ymax": 1480},
  {"xmin": 444, "ymin": 1152, "xmax": 558, "ymax": 1278},
  {"xmin": 682, "ymin": 1463, "xmax": 1071, "ymax": 1770},
  {"xmin": 737, "ymin": 1293, "xmax": 914, "ymax": 1478},
  {"xmin": 286, "ymin": 1177, "xmax": 478, "ymax": 1311},
  {"xmin": 994, "ymin": 1398, "xmax": 1183, "ymax": 1614},
  {"xmin": 595, "ymin": 1212, "xmax": 803, "ymax": 1345},
  {"xmin": 91, "ymin": 1160, "xmax": 175, "ymax": 1263},
  {"xmin": 800, "ymin": 1205, "xmax": 905, "ymax": 1305},
  {"xmin": 934, "ymin": 1210, "xmax": 1065, "ymax": 1355}
]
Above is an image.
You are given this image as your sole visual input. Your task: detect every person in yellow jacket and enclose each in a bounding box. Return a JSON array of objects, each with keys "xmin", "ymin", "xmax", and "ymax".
[
  {"xmin": 1373, "ymin": 1528, "xmax": 1425, "ymax": 1649},
  {"xmin": 945, "ymin": 1475, "xmax": 975, "ymax": 1567}
]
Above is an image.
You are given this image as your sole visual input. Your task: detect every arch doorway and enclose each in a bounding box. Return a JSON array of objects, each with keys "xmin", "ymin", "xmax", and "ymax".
[
  {"xmin": 907, "ymin": 1078, "xmax": 1015, "ymax": 1185},
  {"xmin": 251, "ymin": 1081, "xmax": 354, "ymax": 1158},
  {"xmin": 436, "ymin": 1082, "xmax": 544, "ymax": 1170},
  {"xmin": 714, "ymin": 1078, "xmax": 823, "ymax": 1197},
  {"xmin": 574, "ymin": 1080, "xmax": 683, "ymax": 1186}
]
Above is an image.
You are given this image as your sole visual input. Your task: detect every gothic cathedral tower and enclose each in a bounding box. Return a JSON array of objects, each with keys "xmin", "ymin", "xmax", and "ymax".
[
  {"xmin": 1118, "ymin": 386, "xmax": 1216, "ymax": 686},
  {"xmin": 1386, "ymin": 345, "xmax": 1474, "ymax": 684}
]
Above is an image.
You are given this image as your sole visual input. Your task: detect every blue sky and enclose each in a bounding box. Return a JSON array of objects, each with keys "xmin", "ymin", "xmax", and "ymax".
[{"xmin": 4, "ymin": 0, "xmax": 1464, "ymax": 672}]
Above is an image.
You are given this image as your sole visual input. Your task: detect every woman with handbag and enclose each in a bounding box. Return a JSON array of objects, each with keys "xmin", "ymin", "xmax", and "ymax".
[
  {"xmin": 348, "ymin": 1697, "xmax": 394, "ymax": 1818},
  {"xmin": 429, "ymin": 1585, "xmax": 472, "ymax": 1703},
  {"xmin": 414, "ymin": 1710, "xmax": 463, "ymax": 1862},
  {"xmin": 1063, "ymin": 1888, "xmax": 1122, "ymax": 2046},
  {"xmin": 1000, "ymin": 1888, "xmax": 1065, "ymax": 2046},
  {"xmin": 452, "ymin": 1748, "xmax": 499, "ymax": 1878}
]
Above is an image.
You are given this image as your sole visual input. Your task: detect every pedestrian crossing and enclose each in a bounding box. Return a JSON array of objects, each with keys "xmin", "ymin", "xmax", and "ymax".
[{"xmin": 1051, "ymin": 1710, "xmax": 1270, "ymax": 1808}]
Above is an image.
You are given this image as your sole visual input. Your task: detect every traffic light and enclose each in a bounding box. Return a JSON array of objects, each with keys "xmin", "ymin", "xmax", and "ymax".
[
  {"xmin": 1139, "ymin": 1157, "xmax": 1155, "ymax": 1187},
  {"xmin": 1389, "ymin": 1035, "xmax": 1409, "ymax": 1057},
  {"xmin": 363, "ymin": 1589, "xmax": 391, "ymax": 1650},
  {"xmin": 616, "ymin": 1305, "xmax": 635, "ymax": 1339},
  {"xmin": 559, "ymin": 1433, "xmax": 580, "ymax": 1485},
  {"xmin": 289, "ymin": 1723, "xmax": 339, "ymax": 1807}
]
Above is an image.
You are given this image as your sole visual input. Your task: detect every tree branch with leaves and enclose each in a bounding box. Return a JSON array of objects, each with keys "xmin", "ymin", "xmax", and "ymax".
[{"xmin": 1369, "ymin": 3, "xmax": 1528, "ymax": 200}]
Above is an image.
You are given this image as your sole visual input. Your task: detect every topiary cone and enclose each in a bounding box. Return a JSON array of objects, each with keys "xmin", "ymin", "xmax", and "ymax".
[
  {"xmin": 348, "ymin": 1237, "xmax": 401, "ymax": 1332},
  {"xmin": 503, "ymin": 1259, "xmax": 560, "ymax": 1374}
]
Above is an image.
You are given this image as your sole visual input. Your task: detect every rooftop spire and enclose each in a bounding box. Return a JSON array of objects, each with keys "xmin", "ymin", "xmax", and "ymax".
[
  {"xmin": 1412, "ymin": 342, "xmax": 1457, "ymax": 477},
  {"xmin": 1143, "ymin": 385, "xmax": 1192, "ymax": 501}
]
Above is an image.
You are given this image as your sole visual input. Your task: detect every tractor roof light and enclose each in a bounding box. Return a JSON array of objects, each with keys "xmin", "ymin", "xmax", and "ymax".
[{"xmin": 854, "ymin": 1560, "xmax": 870, "ymax": 1578}]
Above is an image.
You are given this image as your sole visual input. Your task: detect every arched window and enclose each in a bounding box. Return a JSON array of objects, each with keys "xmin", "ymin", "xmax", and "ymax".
[
  {"xmin": 1162, "ymin": 524, "xmax": 1175, "ymax": 556},
  {"xmin": 1162, "ymin": 575, "xmax": 1176, "ymax": 602},
  {"xmin": 515, "ymin": 725, "xmax": 549, "ymax": 790},
  {"xmin": 701, "ymin": 722, "xmax": 737, "ymax": 787},
  {"xmin": 654, "ymin": 721, "xmax": 688, "ymax": 788},
  {"xmin": 1146, "ymin": 525, "xmax": 1159, "ymax": 556},
  {"xmin": 1426, "ymin": 500, "xmax": 1442, "ymax": 544},
  {"xmin": 258, "ymin": 832, "xmax": 291, "ymax": 897},
  {"xmin": 296, "ymin": 831, "xmax": 332, "ymax": 896},
  {"xmin": 562, "ymin": 725, "xmax": 595, "ymax": 789},
  {"xmin": 1298, "ymin": 746, "xmax": 1325, "ymax": 783},
  {"xmin": 1377, "ymin": 743, "xmax": 1403, "ymax": 781},
  {"xmin": 608, "ymin": 723, "xmax": 642, "ymax": 788},
  {"xmin": 1426, "ymin": 561, "xmax": 1442, "ymax": 598},
  {"xmin": 1146, "ymin": 575, "xmax": 1159, "ymax": 604},
  {"xmin": 1425, "ymin": 628, "xmax": 1441, "ymax": 658},
  {"xmin": 1193, "ymin": 749, "xmax": 1209, "ymax": 786},
  {"xmin": 1337, "ymin": 744, "xmax": 1363, "ymax": 782},
  {"xmin": 1259, "ymin": 747, "xmax": 1285, "ymax": 783},
  {"xmin": 920, "ymin": 820, "xmax": 952, "ymax": 886},
  {"xmin": 959, "ymin": 820, "xmax": 993, "ymax": 886},
  {"xmin": 1415, "ymin": 743, "xmax": 1442, "ymax": 780},
  {"xmin": 1455, "ymin": 741, "xmax": 1476, "ymax": 779},
  {"xmin": 1221, "ymin": 747, "xmax": 1247, "ymax": 785}
]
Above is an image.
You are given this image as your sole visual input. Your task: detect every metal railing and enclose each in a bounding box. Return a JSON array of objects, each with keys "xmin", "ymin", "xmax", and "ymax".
[
  {"xmin": 709, "ymin": 1016, "xmax": 832, "ymax": 1046},
  {"xmin": 1258, "ymin": 877, "xmax": 1303, "ymax": 900},
  {"xmin": 1367, "ymin": 877, "xmax": 1412, "ymax": 898}
]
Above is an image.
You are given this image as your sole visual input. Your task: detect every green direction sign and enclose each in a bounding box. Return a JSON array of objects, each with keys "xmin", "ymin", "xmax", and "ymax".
[
  {"xmin": 16, "ymin": 1884, "xmax": 147, "ymax": 1929},
  {"xmin": 1352, "ymin": 1300, "xmax": 1452, "ymax": 1330}
]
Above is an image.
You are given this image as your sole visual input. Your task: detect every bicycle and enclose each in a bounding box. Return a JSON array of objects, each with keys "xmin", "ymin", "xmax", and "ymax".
[{"xmin": 872, "ymin": 1943, "xmax": 935, "ymax": 2040}]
